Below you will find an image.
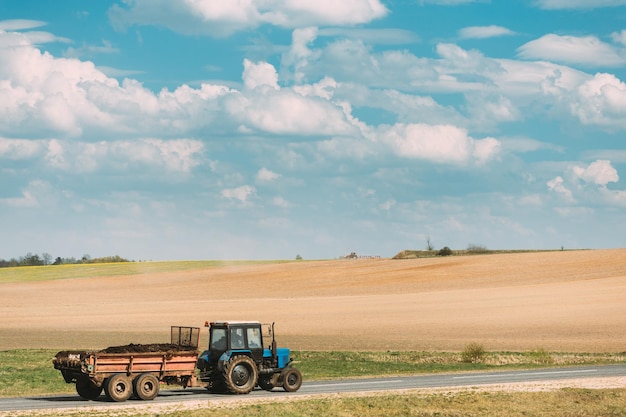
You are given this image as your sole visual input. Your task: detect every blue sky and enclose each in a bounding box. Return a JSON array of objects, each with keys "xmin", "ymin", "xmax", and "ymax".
[{"xmin": 1, "ymin": 0, "xmax": 625, "ymax": 261}]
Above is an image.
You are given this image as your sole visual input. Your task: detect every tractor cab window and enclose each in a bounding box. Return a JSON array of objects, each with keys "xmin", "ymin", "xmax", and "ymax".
[
  {"xmin": 210, "ymin": 328, "xmax": 227, "ymax": 350},
  {"xmin": 230, "ymin": 327, "xmax": 245, "ymax": 349},
  {"xmin": 247, "ymin": 327, "xmax": 262, "ymax": 349}
]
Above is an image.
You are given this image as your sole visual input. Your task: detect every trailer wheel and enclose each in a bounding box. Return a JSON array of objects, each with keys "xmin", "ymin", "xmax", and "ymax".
[
  {"xmin": 75, "ymin": 377, "xmax": 102, "ymax": 400},
  {"xmin": 223, "ymin": 355, "xmax": 258, "ymax": 394},
  {"xmin": 282, "ymin": 368, "xmax": 302, "ymax": 392},
  {"xmin": 104, "ymin": 374, "xmax": 133, "ymax": 402},
  {"xmin": 206, "ymin": 377, "xmax": 227, "ymax": 394},
  {"xmin": 133, "ymin": 373, "xmax": 160, "ymax": 400}
]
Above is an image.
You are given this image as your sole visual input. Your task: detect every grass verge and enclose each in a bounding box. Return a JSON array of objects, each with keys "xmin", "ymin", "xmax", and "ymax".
[{"xmin": 9, "ymin": 389, "xmax": 626, "ymax": 417}]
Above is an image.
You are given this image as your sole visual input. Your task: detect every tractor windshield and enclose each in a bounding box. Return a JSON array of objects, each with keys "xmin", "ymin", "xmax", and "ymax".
[{"xmin": 210, "ymin": 328, "xmax": 227, "ymax": 350}]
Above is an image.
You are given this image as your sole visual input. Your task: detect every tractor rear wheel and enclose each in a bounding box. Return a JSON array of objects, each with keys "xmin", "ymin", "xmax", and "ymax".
[
  {"xmin": 104, "ymin": 374, "xmax": 133, "ymax": 402},
  {"xmin": 133, "ymin": 373, "xmax": 160, "ymax": 400},
  {"xmin": 75, "ymin": 377, "xmax": 102, "ymax": 400},
  {"xmin": 223, "ymin": 355, "xmax": 258, "ymax": 394},
  {"xmin": 282, "ymin": 367, "xmax": 302, "ymax": 392}
]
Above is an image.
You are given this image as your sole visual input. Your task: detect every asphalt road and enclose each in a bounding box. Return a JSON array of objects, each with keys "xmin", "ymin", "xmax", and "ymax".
[{"xmin": 1, "ymin": 365, "xmax": 625, "ymax": 413}]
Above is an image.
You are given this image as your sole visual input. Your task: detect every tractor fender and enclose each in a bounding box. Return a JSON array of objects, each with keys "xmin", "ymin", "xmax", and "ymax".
[{"xmin": 217, "ymin": 350, "xmax": 253, "ymax": 371}]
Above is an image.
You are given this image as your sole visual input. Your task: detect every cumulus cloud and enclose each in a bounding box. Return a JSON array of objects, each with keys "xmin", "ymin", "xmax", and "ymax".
[
  {"xmin": 221, "ymin": 185, "xmax": 256, "ymax": 203},
  {"xmin": 243, "ymin": 59, "xmax": 279, "ymax": 90},
  {"xmin": 547, "ymin": 176, "xmax": 574, "ymax": 202},
  {"xmin": 0, "ymin": 28, "xmax": 359, "ymax": 142},
  {"xmin": 0, "ymin": 138, "xmax": 46, "ymax": 159},
  {"xmin": 256, "ymin": 168, "xmax": 281, "ymax": 182},
  {"xmin": 569, "ymin": 72, "xmax": 626, "ymax": 129},
  {"xmin": 571, "ymin": 160, "xmax": 618, "ymax": 186},
  {"xmin": 375, "ymin": 123, "xmax": 500, "ymax": 165},
  {"xmin": 282, "ymin": 27, "xmax": 320, "ymax": 83},
  {"xmin": 0, "ymin": 137, "xmax": 204, "ymax": 174},
  {"xmin": 459, "ymin": 25, "xmax": 515, "ymax": 39},
  {"xmin": 518, "ymin": 34, "xmax": 625, "ymax": 67},
  {"xmin": 548, "ymin": 160, "xmax": 624, "ymax": 207},
  {"xmin": 108, "ymin": 0, "xmax": 388, "ymax": 37}
]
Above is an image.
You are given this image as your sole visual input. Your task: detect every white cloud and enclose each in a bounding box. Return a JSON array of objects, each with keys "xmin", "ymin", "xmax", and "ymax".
[
  {"xmin": 459, "ymin": 25, "xmax": 515, "ymax": 39},
  {"xmin": 0, "ymin": 137, "xmax": 204, "ymax": 174},
  {"xmin": 569, "ymin": 72, "xmax": 626, "ymax": 129},
  {"xmin": 257, "ymin": 168, "xmax": 281, "ymax": 182},
  {"xmin": 0, "ymin": 19, "xmax": 47, "ymax": 31},
  {"xmin": 547, "ymin": 176, "xmax": 574, "ymax": 202},
  {"xmin": 517, "ymin": 34, "xmax": 625, "ymax": 67},
  {"xmin": 534, "ymin": 0, "xmax": 626, "ymax": 9},
  {"xmin": 243, "ymin": 59, "xmax": 279, "ymax": 90},
  {"xmin": 611, "ymin": 30, "xmax": 626, "ymax": 46},
  {"xmin": 375, "ymin": 123, "xmax": 501, "ymax": 165},
  {"xmin": 0, "ymin": 138, "xmax": 45, "ymax": 159},
  {"xmin": 231, "ymin": 73, "xmax": 356, "ymax": 136},
  {"xmin": 571, "ymin": 160, "xmax": 618, "ymax": 186},
  {"xmin": 548, "ymin": 160, "xmax": 624, "ymax": 207},
  {"xmin": 108, "ymin": 0, "xmax": 388, "ymax": 37},
  {"xmin": 221, "ymin": 185, "xmax": 256, "ymax": 203},
  {"xmin": 0, "ymin": 29, "xmax": 362, "ymax": 141},
  {"xmin": 282, "ymin": 27, "xmax": 319, "ymax": 83}
]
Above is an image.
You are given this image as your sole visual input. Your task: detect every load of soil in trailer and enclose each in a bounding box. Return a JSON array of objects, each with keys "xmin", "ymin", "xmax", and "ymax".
[{"xmin": 101, "ymin": 343, "xmax": 196, "ymax": 354}]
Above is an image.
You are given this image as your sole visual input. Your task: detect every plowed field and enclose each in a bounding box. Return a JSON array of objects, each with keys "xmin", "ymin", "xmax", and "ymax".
[{"xmin": 1, "ymin": 249, "xmax": 625, "ymax": 352}]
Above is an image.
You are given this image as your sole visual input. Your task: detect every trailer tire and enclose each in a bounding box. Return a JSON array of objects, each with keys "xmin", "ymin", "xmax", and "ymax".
[
  {"xmin": 206, "ymin": 377, "xmax": 227, "ymax": 394},
  {"xmin": 133, "ymin": 373, "xmax": 160, "ymax": 400},
  {"xmin": 282, "ymin": 367, "xmax": 302, "ymax": 392},
  {"xmin": 76, "ymin": 377, "xmax": 103, "ymax": 400},
  {"xmin": 223, "ymin": 355, "xmax": 258, "ymax": 394},
  {"xmin": 104, "ymin": 374, "xmax": 133, "ymax": 402}
]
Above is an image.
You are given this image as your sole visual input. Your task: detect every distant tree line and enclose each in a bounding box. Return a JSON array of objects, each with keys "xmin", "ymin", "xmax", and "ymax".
[{"xmin": 0, "ymin": 252, "xmax": 130, "ymax": 268}]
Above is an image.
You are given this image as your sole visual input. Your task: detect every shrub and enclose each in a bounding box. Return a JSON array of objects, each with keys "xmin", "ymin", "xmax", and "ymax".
[
  {"xmin": 467, "ymin": 244, "xmax": 488, "ymax": 253},
  {"xmin": 461, "ymin": 342, "xmax": 486, "ymax": 363},
  {"xmin": 437, "ymin": 246, "xmax": 452, "ymax": 256}
]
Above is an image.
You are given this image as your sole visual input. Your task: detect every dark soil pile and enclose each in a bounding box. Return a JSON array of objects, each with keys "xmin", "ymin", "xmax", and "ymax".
[{"xmin": 101, "ymin": 343, "xmax": 195, "ymax": 354}]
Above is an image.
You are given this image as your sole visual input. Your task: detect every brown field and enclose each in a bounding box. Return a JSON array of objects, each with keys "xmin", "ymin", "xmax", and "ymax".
[{"xmin": 1, "ymin": 249, "xmax": 625, "ymax": 352}]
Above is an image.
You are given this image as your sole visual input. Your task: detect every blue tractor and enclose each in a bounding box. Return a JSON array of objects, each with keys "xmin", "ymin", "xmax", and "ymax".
[{"xmin": 196, "ymin": 321, "xmax": 302, "ymax": 394}]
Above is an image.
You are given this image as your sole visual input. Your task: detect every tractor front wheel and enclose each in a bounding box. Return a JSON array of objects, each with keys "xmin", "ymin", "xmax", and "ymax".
[
  {"xmin": 223, "ymin": 355, "xmax": 258, "ymax": 394},
  {"xmin": 282, "ymin": 367, "xmax": 302, "ymax": 392}
]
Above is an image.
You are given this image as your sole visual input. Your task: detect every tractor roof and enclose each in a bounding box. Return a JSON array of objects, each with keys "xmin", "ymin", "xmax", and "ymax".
[{"xmin": 208, "ymin": 321, "xmax": 261, "ymax": 327}]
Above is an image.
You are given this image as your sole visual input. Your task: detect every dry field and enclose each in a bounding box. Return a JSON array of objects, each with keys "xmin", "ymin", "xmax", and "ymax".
[{"xmin": 1, "ymin": 249, "xmax": 625, "ymax": 352}]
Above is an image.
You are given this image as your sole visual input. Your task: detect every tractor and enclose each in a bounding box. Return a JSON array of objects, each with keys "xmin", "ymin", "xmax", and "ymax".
[{"xmin": 196, "ymin": 321, "xmax": 302, "ymax": 394}]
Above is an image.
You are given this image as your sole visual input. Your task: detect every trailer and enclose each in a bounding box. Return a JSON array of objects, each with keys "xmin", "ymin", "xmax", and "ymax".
[{"xmin": 52, "ymin": 326, "xmax": 200, "ymax": 402}]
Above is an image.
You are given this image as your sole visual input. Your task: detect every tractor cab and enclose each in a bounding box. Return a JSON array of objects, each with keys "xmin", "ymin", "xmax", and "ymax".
[{"xmin": 208, "ymin": 321, "xmax": 264, "ymax": 363}]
